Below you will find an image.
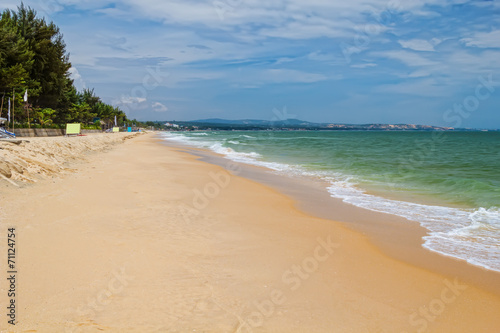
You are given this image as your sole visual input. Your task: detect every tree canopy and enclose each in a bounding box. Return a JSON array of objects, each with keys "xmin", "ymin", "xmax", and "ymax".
[{"xmin": 0, "ymin": 3, "xmax": 128, "ymax": 128}]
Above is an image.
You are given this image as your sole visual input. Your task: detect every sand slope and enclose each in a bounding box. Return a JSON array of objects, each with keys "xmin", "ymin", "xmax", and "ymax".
[{"xmin": 0, "ymin": 133, "xmax": 140, "ymax": 184}]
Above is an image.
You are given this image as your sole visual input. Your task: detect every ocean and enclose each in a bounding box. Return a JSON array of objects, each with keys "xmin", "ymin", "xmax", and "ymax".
[{"xmin": 161, "ymin": 130, "xmax": 500, "ymax": 272}]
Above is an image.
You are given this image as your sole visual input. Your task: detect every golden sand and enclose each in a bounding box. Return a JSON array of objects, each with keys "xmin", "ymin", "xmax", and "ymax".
[{"xmin": 0, "ymin": 133, "xmax": 499, "ymax": 332}]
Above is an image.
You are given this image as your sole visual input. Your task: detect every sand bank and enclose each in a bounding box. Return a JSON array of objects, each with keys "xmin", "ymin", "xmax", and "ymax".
[
  {"xmin": 0, "ymin": 133, "xmax": 141, "ymax": 184},
  {"xmin": 1, "ymin": 133, "xmax": 499, "ymax": 332}
]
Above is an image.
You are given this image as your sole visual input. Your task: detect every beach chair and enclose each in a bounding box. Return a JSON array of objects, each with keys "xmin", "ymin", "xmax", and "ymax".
[{"xmin": 0, "ymin": 118, "xmax": 16, "ymax": 138}]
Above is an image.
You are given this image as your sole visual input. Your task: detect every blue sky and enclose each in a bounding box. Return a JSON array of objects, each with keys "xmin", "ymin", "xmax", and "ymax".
[{"xmin": 2, "ymin": 0, "xmax": 500, "ymax": 128}]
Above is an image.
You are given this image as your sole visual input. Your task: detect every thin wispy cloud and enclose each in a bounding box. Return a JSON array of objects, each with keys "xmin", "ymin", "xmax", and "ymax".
[
  {"xmin": 152, "ymin": 102, "xmax": 168, "ymax": 112},
  {"xmin": 372, "ymin": 50, "xmax": 438, "ymax": 67},
  {"xmin": 399, "ymin": 39, "xmax": 436, "ymax": 52},
  {"xmin": 461, "ymin": 29, "xmax": 500, "ymax": 48}
]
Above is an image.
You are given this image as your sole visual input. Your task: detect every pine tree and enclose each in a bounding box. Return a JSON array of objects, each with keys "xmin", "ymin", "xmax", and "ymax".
[{"xmin": 0, "ymin": 3, "xmax": 128, "ymax": 126}]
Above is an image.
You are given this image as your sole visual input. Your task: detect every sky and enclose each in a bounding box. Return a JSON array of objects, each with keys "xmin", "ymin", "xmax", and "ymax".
[{"xmin": 2, "ymin": 0, "xmax": 500, "ymax": 128}]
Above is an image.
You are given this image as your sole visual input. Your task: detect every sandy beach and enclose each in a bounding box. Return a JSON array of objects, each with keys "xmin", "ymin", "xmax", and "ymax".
[{"xmin": 1, "ymin": 133, "xmax": 500, "ymax": 332}]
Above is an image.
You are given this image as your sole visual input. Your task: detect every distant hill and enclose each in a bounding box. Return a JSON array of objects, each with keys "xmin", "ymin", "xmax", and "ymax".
[
  {"xmin": 191, "ymin": 118, "xmax": 316, "ymax": 126},
  {"xmin": 184, "ymin": 119, "xmax": 455, "ymax": 131}
]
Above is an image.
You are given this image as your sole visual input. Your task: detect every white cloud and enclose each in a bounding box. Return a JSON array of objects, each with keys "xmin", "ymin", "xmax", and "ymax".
[
  {"xmin": 430, "ymin": 38, "xmax": 443, "ymax": 46},
  {"xmin": 40, "ymin": 0, "xmax": 453, "ymax": 42},
  {"xmin": 152, "ymin": 102, "xmax": 168, "ymax": 112},
  {"xmin": 446, "ymin": 49, "xmax": 500, "ymax": 74},
  {"xmin": 68, "ymin": 67, "xmax": 86, "ymax": 91},
  {"xmin": 373, "ymin": 50, "xmax": 437, "ymax": 67},
  {"xmin": 258, "ymin": 19, "xmax": 351, "ymax": 40},
  {"xmin": 263, "ymin": 69, "xmax": 328, "ymax": 83},
  {"xmin": 374, "ymin": 78, "xmax": 449, "ymax": 97},
  {"xmin": 398, "ymin": 39, "xmax": 435, "ymax": 52},
  {"xmin": 307, "ymin": 51, "xmax": 343, "ymax": 63},
  {"xmin": 275, "ymin": 57, "xmax": 295, "ymax": 65},
  {"xmin": 11, "ymin": 0, "xmax": 466, "ymax": 78},
  {"xmin": 461, "ymin": 30, "xmax": 500, "ymax": 48},
  {"xmin": 117, "ymin": 96, "xmax": 147, "ymax": 104},
  {"xmin": 408, "ymin": 70, "xmax": 431, "ymax": 78},
  {"xmin": 351, "ymin": 63, "xmax": 377, "ymax": 68},
  {"xmin": 1, "ymin": 1, "xmax": 21, "ymax": 10},
  {"xmin": 5, "ymin": 0, "xmax": 499, "ymax": 123}
]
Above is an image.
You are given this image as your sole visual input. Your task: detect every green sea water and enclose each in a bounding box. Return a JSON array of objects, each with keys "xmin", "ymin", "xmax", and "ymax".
[
  {"xmin": 162, "ymin": 130, "xmax": 500, "ymax": 271},
  {"xmin": 220, "ymin": 131, "xmax": 499, "ymax": 209}
]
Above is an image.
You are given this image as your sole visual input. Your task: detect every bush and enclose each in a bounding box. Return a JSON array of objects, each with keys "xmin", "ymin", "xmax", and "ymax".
[{"xmin": 81, "ymin": 124, "xmax": 102, "ymax": 130}]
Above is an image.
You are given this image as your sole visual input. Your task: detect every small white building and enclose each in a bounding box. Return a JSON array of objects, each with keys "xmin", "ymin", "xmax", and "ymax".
[{"xmin": 165, "ymin": 122, "xmax": 180, "ymax": 129}]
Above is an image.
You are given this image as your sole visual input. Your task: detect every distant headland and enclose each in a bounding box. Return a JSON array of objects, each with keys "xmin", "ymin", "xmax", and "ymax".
[{"xmin": 160, "ymin": 118, "xmax": 486, "ymax": 131}]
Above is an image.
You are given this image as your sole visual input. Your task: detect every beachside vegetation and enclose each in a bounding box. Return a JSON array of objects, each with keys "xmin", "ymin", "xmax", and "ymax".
[{"xmin": 0, "ymin": 3, "xmax": 128, "ymax": 128}]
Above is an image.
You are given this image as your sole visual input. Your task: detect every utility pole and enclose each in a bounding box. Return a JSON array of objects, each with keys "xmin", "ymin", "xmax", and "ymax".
[
  {"xmin": 12, "ymin": 88, "xmax": 15, "ymax": 132},
  {"xmin": 0, "ymin": 92, "xmax": 4, "ymax": 117},
  {"xmin": 24, "ymin": 89, "xmax": 29, "ymax": 129}
]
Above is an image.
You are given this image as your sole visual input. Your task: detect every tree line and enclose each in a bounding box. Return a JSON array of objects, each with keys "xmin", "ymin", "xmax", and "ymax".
[{"xmin": 0, "ymin": 3, "xmax": 128, "ymax": 129}]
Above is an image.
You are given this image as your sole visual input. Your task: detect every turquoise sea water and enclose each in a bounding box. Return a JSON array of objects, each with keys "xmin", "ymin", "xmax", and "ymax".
[{"xmin": 162, "ymin": 131, "xmax": 500, "ymax": 272}]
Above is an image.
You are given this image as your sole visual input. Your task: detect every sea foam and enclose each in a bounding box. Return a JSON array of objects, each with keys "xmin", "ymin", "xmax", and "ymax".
[{"xmin": 161, "ymin": 132, "xmax": 500, "ymax": 272}]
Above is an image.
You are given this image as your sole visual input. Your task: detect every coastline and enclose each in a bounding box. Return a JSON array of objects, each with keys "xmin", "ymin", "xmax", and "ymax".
[
  {"xmin": 1, "ymin": 133, "xmax": 499, "ymax": 332},
  {"xmin": 179, "ymin": 142, "xmax": 500, "ymax": 296},
  {"xmin": 162, "ymin": 130, "xmax": 500, "ymax": 276}
]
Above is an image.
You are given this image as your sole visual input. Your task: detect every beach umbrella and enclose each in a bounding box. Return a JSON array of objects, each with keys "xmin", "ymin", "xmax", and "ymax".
[{"xmin": 114, "ymin": 115, "xmax": 117, "ymax": 126}]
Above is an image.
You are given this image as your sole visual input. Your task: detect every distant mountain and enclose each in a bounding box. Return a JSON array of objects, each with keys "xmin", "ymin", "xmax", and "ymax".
[
  {"xmin": 178, "ymin": 119, "xmax": 455, "ymax": 131},
  {"xmin": 191, "ymin": 118, "xmax": 243, "ymax": 124},
  {"xmin": 190, "ymin": 118, "xmax": 317, "ymax": 126}
]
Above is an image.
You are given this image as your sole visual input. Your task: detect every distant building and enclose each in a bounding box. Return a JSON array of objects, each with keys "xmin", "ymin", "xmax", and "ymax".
[{"xmin": 164, "ymin": 122, "xmax": 180, "ymax": 129}]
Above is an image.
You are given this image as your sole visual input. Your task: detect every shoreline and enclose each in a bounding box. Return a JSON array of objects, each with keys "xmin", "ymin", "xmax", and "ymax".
[
  {"xmin": 1, "ymin": 133, "xmax": 499, "ymax": 332},
  {"xmin": 162, "ymin": 137, "xmax": 500, "ymax": 296}
]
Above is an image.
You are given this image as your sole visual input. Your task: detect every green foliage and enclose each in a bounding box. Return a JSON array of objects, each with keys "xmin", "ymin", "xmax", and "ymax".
[
  {"xmin": 0, "ymin": 4, "xmax": 128, "ymax": 127},
  {"xmin": 35, "ymin": 107, "xmax": 56, "ymax": 126},
  {"xmin": 81, "ymin": 124, "xmax": 102, "ymax": 130}
]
